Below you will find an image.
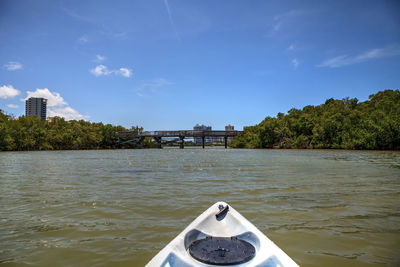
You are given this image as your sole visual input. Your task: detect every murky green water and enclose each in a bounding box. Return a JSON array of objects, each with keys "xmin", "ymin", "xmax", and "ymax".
[{"xmin": 0, "ymin": 148, "xmax": 399, "ymax": 266}]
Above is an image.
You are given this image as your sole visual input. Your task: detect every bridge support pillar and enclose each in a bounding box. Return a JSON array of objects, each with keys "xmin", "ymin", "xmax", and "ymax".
[
  {"xmin": 179, "ymin": 136, "xmax": 184, "ymax": 149},
  {"xmin": 117, "ymin": 137, "xmax": 121, "ymax": 148},
  {"xmin": 137, "ymin": 137, "xmax": 144, "ymax": 149},
  {"xmin": 224, "ymin": 136, "xmax": 228, "ymax": 149},
  {"xmin": 202, "ymin": 136, "xmax": 205, "ymax": 149},
  {"xmin": 154, "ymin": 137, "xmax": 162, "ymax": 149}
]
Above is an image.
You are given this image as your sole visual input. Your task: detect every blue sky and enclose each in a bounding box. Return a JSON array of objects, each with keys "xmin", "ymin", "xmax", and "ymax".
[{"xmin": 0, "ymin": 0, "xmax": 399, "ymax": 130}]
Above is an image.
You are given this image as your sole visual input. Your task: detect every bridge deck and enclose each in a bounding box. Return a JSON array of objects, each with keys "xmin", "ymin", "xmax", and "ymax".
[{"xmin": 116, "ymin": 130, "xmax": 243, "ymax": 139}]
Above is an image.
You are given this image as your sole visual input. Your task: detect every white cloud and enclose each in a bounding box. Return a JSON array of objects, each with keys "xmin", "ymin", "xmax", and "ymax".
[
  {"xmin": 318, "ymin": 46, "xmax": 400, "ymax": 68},
  {"xmin": 7, "ymin": 104, "xmax": 19, "ymax": 109},
  {"xmin": 0, "ymin": 85, "xmax": 21, "ymax": 99},
  {"xmin": 24, "ymin": 88, "xmax": 88, "ymax": 120},
  {"xmin": 26, "ymin": 88, "xmax": 66, "ymax": 107},
  {"xmin": 90, "ymin": 65, "xmax": 112, "ymax": 76},
  {"xmin": 292, "ymin": 58, "xmax": 299, "ymax": 69},
  {"xmin": 3, "ymin": 61, "xmax": 23, "ymax": 71},
  {"xmin": 136, "ymin": 78, "xmax": 173, "ymax": 96},
  {"xmin": 78, "ymin": 34, "xmax": 89, "ymax": 44},
  {"xmin": 90, "ymin": 65, "xmax": 132, "ymax": 77},
  {"xmin": 94, "ymin": 54, "xmax": 106, "ymax": 62},
  {"xmin": 116, "ymin": 68, "xmax": 132, "ymax": 77},
  {"xmin": 287, "ymin": 44, "xmax": 295, "ymax": 51},
  {"xmin": 48, "ymin": 106, "xmax": 88, "ymax": 121}
]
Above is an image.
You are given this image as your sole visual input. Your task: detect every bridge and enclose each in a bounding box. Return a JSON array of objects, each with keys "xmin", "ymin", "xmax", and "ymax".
[{"xmin": 116, "ymin": 130, "xmax": 243, "ymax": 148}]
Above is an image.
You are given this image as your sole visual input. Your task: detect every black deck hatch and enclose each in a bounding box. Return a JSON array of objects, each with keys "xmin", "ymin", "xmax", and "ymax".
[{"xmin": 188, "ymin": 236, "xmax": 255, "ymax": 265}]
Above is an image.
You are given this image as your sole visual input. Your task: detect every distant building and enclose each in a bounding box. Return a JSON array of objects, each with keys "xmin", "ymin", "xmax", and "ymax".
[
  {"xmin": 193, "ymin": 124, "xmax": 212, "ymax": 145},
  {"xmin": 26, "ymin": 97, "xmax": 47, "ymax": 120},
  {"xmin": 193, "ymin": 124, "xmax": 236, "ymax": 145},
  {"xmin": 225, "ymin": 124, "xmax": 235, "ymax": 143},
  {"xmin": 225, "ymin": 124, "xmax": 234, "ymax": 131}
]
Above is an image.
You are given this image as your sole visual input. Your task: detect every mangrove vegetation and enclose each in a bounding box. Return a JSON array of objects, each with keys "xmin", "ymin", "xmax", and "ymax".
[
  {"xmin": 1, "ymin": 89, "xmax": 399, "ymax": 151},
  {"xmin": 0, "ymin": 113, "xmax": 143, "ymax": 151},
  {"xmin": 230, "ymin": 89, "xmax": 400, "ymax": 150}
]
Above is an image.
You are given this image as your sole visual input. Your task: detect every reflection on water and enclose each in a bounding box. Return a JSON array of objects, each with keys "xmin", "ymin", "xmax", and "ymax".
[{"xmin": 0, "ymin": 149, "xmax": 399, "ymax": 266}]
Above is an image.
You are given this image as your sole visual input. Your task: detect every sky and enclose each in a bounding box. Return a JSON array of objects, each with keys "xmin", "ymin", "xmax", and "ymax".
[{"xmin": 0, "ymin": 0, "xmax": 399, "ymax": 130}]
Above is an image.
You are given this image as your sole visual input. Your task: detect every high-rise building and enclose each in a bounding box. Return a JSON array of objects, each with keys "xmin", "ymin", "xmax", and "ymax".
[{"xmin": 26, "ymin": 97, "xmax": 47, "ymax": 120}]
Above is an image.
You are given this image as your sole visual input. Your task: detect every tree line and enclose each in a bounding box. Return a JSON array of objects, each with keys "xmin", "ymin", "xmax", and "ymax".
[
  {"xmin": 230, "ymin": 89, "xmax": 400, "ymax": 150},
  {"xmin": 0, "ymin": 113, "xmax": 145, "ymax": 151},
  {"xmin": 1, "ymin": 89, "xmax": 399, "ymax": 151}
]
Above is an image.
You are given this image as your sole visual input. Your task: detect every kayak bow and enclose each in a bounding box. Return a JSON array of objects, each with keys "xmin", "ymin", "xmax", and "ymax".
[{"xmin": 146, "ymin": 201, "xmax": 298, "ymax": 267}]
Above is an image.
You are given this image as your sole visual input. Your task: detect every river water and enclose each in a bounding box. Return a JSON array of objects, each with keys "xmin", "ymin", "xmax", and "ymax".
[{"xmin": 0, "ymin": 148, "xmax": 399, "ymax": 266}]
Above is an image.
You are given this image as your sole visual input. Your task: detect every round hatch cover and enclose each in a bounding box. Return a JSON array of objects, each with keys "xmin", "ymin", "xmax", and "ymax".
[{"xmin": 189, "ymin": 236, "xmax": 255, "ymax": 265}]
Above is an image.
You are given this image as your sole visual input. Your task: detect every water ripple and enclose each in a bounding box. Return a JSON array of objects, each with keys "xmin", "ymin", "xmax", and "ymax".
[{"xmin": 1, "ymin": 149, "xmax": 399, "ymax": 266}]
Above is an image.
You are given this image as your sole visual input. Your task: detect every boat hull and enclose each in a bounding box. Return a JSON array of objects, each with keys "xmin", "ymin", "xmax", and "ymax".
[{"xmin": 146, "ymin": 202, "xmax": 298, "ymax": 267}]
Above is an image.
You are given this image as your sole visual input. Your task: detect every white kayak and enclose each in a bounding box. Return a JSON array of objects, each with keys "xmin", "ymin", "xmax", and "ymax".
[{"xmin": 146, "ymin": 201, "xmax": 299, "ymax": 267}]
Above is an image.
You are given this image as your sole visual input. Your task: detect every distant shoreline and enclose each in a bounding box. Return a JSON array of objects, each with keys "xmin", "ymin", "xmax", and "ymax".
[
  {"xmin": 1, "ymin": 90, "xmax": 399, "ymax": 151},
  {"xmin": 2, "ymin": 146, "xmax": 399, "ymax": 152}
]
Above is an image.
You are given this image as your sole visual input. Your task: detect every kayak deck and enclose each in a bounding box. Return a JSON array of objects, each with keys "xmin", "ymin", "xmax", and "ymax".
[{"xmin": 146, "ymin": 201, "xmax": 298, "ymax": 266}]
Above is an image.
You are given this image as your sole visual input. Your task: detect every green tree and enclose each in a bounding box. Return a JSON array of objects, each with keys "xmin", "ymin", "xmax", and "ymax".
[{"xmin": 231, "ymin": 89, "xmax": 400, "ymax": 150}]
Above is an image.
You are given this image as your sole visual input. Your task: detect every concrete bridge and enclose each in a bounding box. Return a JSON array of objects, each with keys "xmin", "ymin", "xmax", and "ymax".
[{"xmin": 116, "ymin": 130, "xmax": 243, "ymax": 148}]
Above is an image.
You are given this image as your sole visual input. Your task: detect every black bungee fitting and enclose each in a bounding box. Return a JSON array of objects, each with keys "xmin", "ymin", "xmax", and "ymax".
[{"xmin": 215, "ymin": 204, "xmax": 229, "ymax": 219}]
